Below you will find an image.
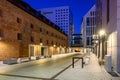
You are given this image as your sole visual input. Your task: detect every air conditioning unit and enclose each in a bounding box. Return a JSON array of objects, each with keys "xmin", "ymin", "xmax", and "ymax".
[{"xmin": 104, "ymin": 55, "xmax": 112, "ymax": 72}]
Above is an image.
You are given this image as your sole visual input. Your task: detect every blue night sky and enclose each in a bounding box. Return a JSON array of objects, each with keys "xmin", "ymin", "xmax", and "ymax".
[{"xmin": 23, "ymin": 0, "xmax": 95, "ymax": 34}]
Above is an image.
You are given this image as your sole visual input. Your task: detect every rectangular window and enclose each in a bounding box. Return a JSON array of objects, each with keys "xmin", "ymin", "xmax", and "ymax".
[
  {"xmin": 30, "ymin": 24, "xmax": 34, "ymax": 28},
  {"xmin": 86, "ymin": 17, "xmax": 90, "ymax": 26},
  {"xmin": 0, "ymin": 29, "xmax": 4, "ymax": 37},
  {"xmin": 47, "ymin": 40, "xmax": 49, "ymax": 45},
  {"xmin": 0, "ymin": 9, "xmax": 2, "ymax": 17},
  {"xmin": 40, "ymin": 28, "xmax": 42, "ymax": 32},
  {"xmin": 17, "ymin": 33, "xmax": 22, "ymax": 40},
  {"xmin": 40, "ymin": 38, "xmax": 42, "ymax": 43},
  {"xmin": 31, "ymin": 36, "xmax": 34, "ymax": 42},
  {"xmin": 46, "ymin": 31, "xmax": 48, "ymax": 34},
  {"xmin": 86, "ymin": 37, "xmax": 90, "ymax": 45},
  {"xmin": 17, "ymin": 17, "xmax": 22, "ymax": 23}
]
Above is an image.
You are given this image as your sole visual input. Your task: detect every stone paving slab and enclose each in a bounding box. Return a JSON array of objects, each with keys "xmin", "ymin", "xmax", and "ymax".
[
  {"xmin": 56, "ymin": 54, "xmax": 120, "ymax": 80},
  {"xmin": 0, "ymin": 53, "xmax": 120, "ymax": 80}
]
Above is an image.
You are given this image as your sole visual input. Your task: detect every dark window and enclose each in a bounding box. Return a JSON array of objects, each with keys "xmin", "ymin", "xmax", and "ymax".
[
  {"xmin": 46, "ymin": 31, "xmax": 48, "ymax": 34},
  {"xmin": 31, "ymin": 36, "xmax": 34, "ymax": 42},
  {"xmin": 17, "ymin": 33, "xmax": 22, "ymax": 40},
  {"xmin": 86, "ymin": 37, "xmax": 90, "ymax": 45},
  {"xmin": 0, "ymin": 29, "xmax": 4, "ymax": 37},
  {"xmin": 86, "ymin": 17, "xmax": 90, "ymax": 26},
  {"xmin": 0, "ymin": 9, "xmax": 3, "ymax": 17},
  {"xmin": 40, "ymin": 28, "xmax": 42, "ymax": 32},
  {"xmin": 51, "ymin": 41, "xmax": 53, "ymax": 45},
  {"xmin": 30, "ymin": 24, "xmax": 34, "ymax": 28},
  {"xmin": 17, "ymin": 17, "xmax": 22, "ymax": 23},
  {"xmin": 40, "ymin": 38, "xmax": 42, "ymax": 43}
]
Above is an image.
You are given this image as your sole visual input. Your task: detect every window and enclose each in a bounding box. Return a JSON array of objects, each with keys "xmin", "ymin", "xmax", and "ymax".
[
  {"xmin": 0, "ymin": 9, "xmax": 3, "ymax": 17},
  {"xmin": 40, "ymin": 28, "xmax": 42, "ymax": 32},
  {"xmin": 40, "ymin": 38, "xmax": 42, "ymax": 43},
  {"xmin": 31, "ymin": 36, "xmax": 34, "ymax": 42},
  {"xmin": 17, "ymin": 17, "xmax": 22, "ymax": 23},
  {"xmin": 47, "ymin": 40, "xmax": 49, "ymax": 45},
  {"xmin": 17, "ymin": 33, "xmax": 22, "ymax": 40},
  {"xmin": 30, "ymin": 24, "xmax": 34, "ymax": 28},
  {"xmin": 46, "ymin": 31, "xmax": 48, "ymax": 34},
  {"xmin": 86, "ymin": 37, "xmax": 90, "ymax": 45},
  {"xmin": 0, "ymin": 29, "xmax": 4, "ymax": 37},
  {"xmin": 86, "ymin": 17, "xmax": 90, "ymax": 26},
  {"xmin": 51, "ymin": 41, "xmax": 53, "ymax": 45}
]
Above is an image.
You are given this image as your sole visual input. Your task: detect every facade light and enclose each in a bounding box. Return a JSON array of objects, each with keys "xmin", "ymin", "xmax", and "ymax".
[
  {"xmin": 95, "ymin": 41, "xmax": 98, "ymax": 44},
  {"xmin": 53, "ymin": 44, "xmax": 56, "ymax": 47},
  {"xmin": 40, "ymin": 43, "xmax": 43, "ymax": 46},
  {"xmin": 99, "ymin": 30, "xmax": 105, "ymax": 36}
]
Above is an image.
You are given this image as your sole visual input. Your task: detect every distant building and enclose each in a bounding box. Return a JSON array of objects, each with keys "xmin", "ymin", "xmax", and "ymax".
[
  {"xmin": 0, "ymin": 0, "xmax": 67, "ymax": 61},
  {"xmin": 38, "ymin": 6, "xmax": 74, "ymax": 51},
  {"xmin": 81, "ymin": 5, "xmax": 96, "ymax": 49},
  {"xmin": 71, "ymin": 34, "xmax": 83, "ymax": 52}
]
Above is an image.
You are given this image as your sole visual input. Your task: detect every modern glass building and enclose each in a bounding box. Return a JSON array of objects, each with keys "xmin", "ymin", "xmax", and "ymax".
[{"xmin": 38, "ymin": 6, "xmax": 74, "ymax": 51}]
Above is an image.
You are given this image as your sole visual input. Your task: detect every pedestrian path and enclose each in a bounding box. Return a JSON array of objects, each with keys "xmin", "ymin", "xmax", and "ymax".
[
  {"xmin": 0, "ymin": 53, "xmax": 120, "ymax": 80},
  {"xmin": 56, "ymin": 53, "xmax": 120, "ymax": 80}
]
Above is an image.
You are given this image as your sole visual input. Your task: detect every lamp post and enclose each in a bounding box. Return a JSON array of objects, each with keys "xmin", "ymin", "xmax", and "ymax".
[{"xmin": 99, "ymin": 30, "xmax": 105, "ymax": 62}]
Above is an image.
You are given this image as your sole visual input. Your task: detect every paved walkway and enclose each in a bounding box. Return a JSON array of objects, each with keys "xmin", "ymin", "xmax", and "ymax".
[
  {"xmin": 56, "ymin": 53, "xmax": 120, "ymax": 80},
  {"xmin": 0, "ymin": 53, "xmax": 120, "ymax": 80}
]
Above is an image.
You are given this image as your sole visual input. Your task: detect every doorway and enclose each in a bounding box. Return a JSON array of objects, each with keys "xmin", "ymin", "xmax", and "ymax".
[
  {"xmin": 41, "ymin": 47, "xmax": 44, "ymax": 56},
  {"xmin": 29, "ymin": 45, "xmax": 35, "ymax": 57},
  {"xmin": 40, "ymin": 46, "xmax": 48, "ymax": 57}
]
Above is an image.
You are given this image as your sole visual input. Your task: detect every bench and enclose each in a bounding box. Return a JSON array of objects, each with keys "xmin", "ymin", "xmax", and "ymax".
[
  {"xmin": 17, "ymin": 57, "xmax": 30, "ymax": 63},
  {"xmin": 3, "ymin": 58, "xmax": 17, "ymax": 65}
]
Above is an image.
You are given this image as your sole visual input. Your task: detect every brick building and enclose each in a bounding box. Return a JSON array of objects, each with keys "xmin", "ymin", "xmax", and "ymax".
[{"xmin": 0, "ymin": 0, "xmax": 67, "ymax": 60}]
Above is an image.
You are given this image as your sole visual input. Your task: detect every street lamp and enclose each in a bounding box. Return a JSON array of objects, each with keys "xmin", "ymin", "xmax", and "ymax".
[{"xmin": 99, "ymin": 30, "xmax": 106, "ymax": 64}]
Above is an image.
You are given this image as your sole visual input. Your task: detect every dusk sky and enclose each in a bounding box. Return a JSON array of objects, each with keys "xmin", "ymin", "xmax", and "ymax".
[{"xmin": 23, "ymin": 0, "xmax": 95, "ymax": 34}]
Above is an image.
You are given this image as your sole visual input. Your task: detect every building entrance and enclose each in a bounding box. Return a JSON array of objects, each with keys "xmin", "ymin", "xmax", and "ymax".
[{"xmin": 40, "ymin": 46, "xmax": 48, "ymax": 57}]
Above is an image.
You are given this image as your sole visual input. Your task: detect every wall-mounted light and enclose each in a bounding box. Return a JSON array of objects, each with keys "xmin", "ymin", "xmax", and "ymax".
[
  {"xmin": 95, "ymin": 41, "xmax": 98, "ymax": 44},
  {"xmin": 40, "ymin": 43, "xmax": 43, "ymax": 46},
  {"xmin": 99, "ymin": 30, "xmax": 105, "ymax": 36},
  {"xmin": 53, "ymin": 44, "xmax": 56, "ymax": 47}
]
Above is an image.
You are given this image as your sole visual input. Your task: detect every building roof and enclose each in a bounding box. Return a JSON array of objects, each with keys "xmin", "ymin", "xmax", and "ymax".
[{"xmin": 7, "ymin": 0, "xmax": 67, "ymax": 36}]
